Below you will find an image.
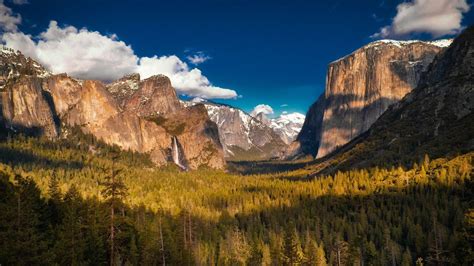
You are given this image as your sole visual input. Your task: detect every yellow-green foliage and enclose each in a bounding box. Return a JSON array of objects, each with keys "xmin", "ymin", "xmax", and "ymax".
[{"xmin": 0, "ymin": 132, "xmax": 472, "ymax": 265}]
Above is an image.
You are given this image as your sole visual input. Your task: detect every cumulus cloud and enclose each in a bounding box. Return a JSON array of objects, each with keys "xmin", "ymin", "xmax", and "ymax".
[
  {"xmin": 251, "ymin": 104, "xmax": 274, "ymax": 117},
  {"xmin": 0, "ymin": 8, "xmax": 237, "ymax": 99},
  {"xmin": 137, "ymin": 55, "xmax": 236, "ymax": 99},
  {"xmin": 186, "ymin": 52, "xmax": 211, "ymax": 65},
  {"xmin": 371, "ymin": 0, "xmax": 470, "ymax": 38},
  {"xmin": 0, "ymin": 1, "xmax": 21, "ymax": 31},
  {"xmin": 4, "ymin": 21, "xmax": 138, "ymax": 81}
]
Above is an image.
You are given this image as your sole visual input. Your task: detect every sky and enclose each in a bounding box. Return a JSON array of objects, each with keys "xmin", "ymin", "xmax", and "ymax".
[{"xmin": 0, "ymin": 0, "xmax": 473, "ymax": 117}]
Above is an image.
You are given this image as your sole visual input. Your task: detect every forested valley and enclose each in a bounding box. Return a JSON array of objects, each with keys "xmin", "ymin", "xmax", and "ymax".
[{"xmin": 0, "ymin": 129, "xmax": 472, "ymax": 265}]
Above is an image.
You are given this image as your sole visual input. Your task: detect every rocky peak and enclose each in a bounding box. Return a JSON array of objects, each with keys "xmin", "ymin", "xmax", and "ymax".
[
  {"xmin": 269, "ymin": 112, "xmax": 305, "ymax": 145},
  {"xmin": 315, "ymin": 26, "xmax": 473, "ymax": 174},
  {"xmin": 0, "ymin": 46, "xmax": 50, "ymax": 90},
  {"xmin": 293, "ymin": 38, "xmax": 450, "ymax": 159},
  {"xmin": 183, "ymin": 99, "xmax": 287, "ymax": 160},
  {"xmin": 105, "ymin": 73, "xmax": 140, "ymax": 107},
  {"xmin": 125, "ymin": 74, "xmax": 182, "ymax": 117},
  {"xmin": 0, "ymin": 46, "xmax": 225, "ymax": 169}
]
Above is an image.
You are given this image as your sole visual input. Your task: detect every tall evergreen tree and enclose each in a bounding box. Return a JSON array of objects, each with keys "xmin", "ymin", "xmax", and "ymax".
[
  {"xmin": 100, "ymin": 157, "xmax": 127, "ymax": 266},
  {"xmin": 283, "ymin": 225, "xmax": 305, "ymax": 265}
]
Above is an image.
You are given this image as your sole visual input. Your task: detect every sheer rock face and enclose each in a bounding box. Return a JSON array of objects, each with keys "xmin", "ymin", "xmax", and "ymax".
[
  {"xmin": 286, "ymin": 94, "xmax": 325, "ymax": 158},
  {"xmin": 108, "ymin": 74, "xmax": 225, "ymax": 169},
  {"xmin": 124, "ymin": 75, "xmax": 182, "ymax": 116},
  {"xmin": 0, "ymin": 49, "xmax": 225, "ymax": 169},
  {"xmin": 317, "ymin": 41, "xmax": 448, "ymax": 158},
  {"xmin": 0, "ymin": 47, "xmax": 56, "ymax": 138},
  {"xmin": 315, "ymin": 26, "xmax": 474, "ymax": 175},
  {"xmin": 43, "ymin": 74, "xmax": 83, "ymax": 118},
  {"xmin": 165, "ymin": 104, "xmax": 226, "ymax": 169},
  {"xmin": 1, "ymin": 76, "xmax": 58, "ymax": 138},
  {"xmin": 293, "ymin": 40, "xmax": 449, "ymax": 159},
  {"xmin": 46, "ymin": 77, "xmax": 171, "ymax": 165}
]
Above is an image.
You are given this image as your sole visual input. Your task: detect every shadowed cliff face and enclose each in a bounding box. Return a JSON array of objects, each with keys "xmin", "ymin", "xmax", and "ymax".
[
  {"xmin": 0, "ymin": 49, "xmax": 225, "ymax": 169},
  {"xmin": 291, "ymin": 40, "xmax": 449, "ymax": 159},
  {"xmin": 287, "ymin": 94, "xmax": 325, "ymax": 158},
  {"xmin": 108, "ymin": 74, "xmax": 226, "ymax": 169},
  {"xmin": 1, "ymin": 76, "xmax": 59, "ymax": 138},
  {"xmin": 314, "ymin": 26, "xmax": 474, "ymax": 175},
  {"xmin": 317, "ymin": 41, "xmax": 446, "ymax": 158}
]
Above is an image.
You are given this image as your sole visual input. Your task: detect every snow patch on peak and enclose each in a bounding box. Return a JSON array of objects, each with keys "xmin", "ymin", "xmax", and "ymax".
[
  {"xmin": 331, "ymin": 39, "xmax": 452, "ymax": 64},
  {"xmin": 268, "ymin": 112, "xmax": 305, "ymax": 144}
]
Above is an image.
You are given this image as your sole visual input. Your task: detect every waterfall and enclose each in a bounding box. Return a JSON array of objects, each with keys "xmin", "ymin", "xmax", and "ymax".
[{"xmin": 171, "ymin": 136, "xmax": 186, "ymax": 170}]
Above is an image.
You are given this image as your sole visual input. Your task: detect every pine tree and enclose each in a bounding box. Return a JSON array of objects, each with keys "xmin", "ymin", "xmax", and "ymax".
[
  {"xmin": 100, "ymin": 157, "xmax": 127, "ymax": 266},
  {"xmin": 54, "ymin": 185, "xmax": 86, "ymax": 265},
  {"xmin": 315, "ymin": 243, "xmax": 327, "ymax": 266},
  {"xmin": 282, "ymin": 225, "xmax": 305, "ymax": 265},
  {"xmin": 401, "ymin": 247, "xmax": 413, "ymax": 266}
]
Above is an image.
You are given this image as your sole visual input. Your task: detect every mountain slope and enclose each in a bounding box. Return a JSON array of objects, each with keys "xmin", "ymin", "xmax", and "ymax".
[
  {"xmin": 292, "ymin": 39, "xmax": 451, "ymax": 159},
  {"xmin": 314, "ymin": 26, "xmax": 474, "ymax": 175},
  {"xmin": 0, "ymin": 50, "xmax": 225, "ymax": 169},
  {"xmin": 183, "ymin": 99, "xmax": 287, "ymax": 160}
]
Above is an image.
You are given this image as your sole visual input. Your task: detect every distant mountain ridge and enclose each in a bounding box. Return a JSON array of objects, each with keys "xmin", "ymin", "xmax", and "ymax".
[
  {"xmin": 183, "ymin": 98, "xmax": 290, "ymax": 160},
  {"xmin": 289, "ymin": 38, "xmax": 452, "ymax": 159}
]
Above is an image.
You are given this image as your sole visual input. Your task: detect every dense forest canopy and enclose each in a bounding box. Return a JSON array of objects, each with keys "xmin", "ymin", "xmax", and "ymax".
[{"xmin": 0, "ymin": 130, "xmax": 472, "ymax": 265}]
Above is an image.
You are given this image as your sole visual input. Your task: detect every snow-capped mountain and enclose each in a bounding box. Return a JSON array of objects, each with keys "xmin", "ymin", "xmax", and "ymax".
[
  {"xmin": 183, "ymin": 98, "xmax": 287, "ymax": 160},
  {"xmin": 268, "ymin": 112, "xmax": 305, "ymax": 144},
  {"xmin": 0, "ymin": 46, "xmax": 51, "ymax": 90}
]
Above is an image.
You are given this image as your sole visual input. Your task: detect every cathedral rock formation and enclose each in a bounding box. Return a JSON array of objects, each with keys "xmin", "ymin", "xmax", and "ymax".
[{"xmin": 0, "ymin": 47, "xmax": 225, "ymax": 169}]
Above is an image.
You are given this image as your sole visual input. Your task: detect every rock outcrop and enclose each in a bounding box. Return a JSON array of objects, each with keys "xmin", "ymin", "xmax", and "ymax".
[
  {"xmin": 183, "ymin": 99, "xmax": 287, "ymax": 160},
  {"xmin": 314, "ymin": 26, "xmax": 474, "ymax": 175},
  {"xmin": 105, "ymin": 73, "xmax": 140, "ymax": 108},
  {"xmin": 286, "ymin": 94, "xmax": 325, "ymax": 158},
  {"xmin": 155, "ymin": 104, "xmax": 226, "ymax": 169},
  {"xmin": 0, "ymin": 47, "xmax": 56, "ymax": 138},
  {"xmin": 292, "ymin": 39, "xmax": 451, "ymax": 158},
  {"xmin": 0, "ymin": 49, "xmax": 225, "ymax": 169},
  {"xmin": 1, "ymin": 76, "xmax": 58, "ymax": 138},
  {"xmin": 107, "ymin": 74, "xmax": 225, "ymax": 169},
  {"xmin": 0, "ymin": 46, "xmax": 50, "ymax": 90},
  {"xmin": 123, "ymin": 75, "xmax": 182, "ymax": 116}
]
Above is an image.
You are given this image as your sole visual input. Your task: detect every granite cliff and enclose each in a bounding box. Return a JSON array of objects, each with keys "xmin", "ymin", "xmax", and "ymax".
[
  {"xmin": 291, "ymin": 39, "xmax": 451, "ymax": 158},
  {"xmin": 0, "ymin": 48, "xmax": 225, "ymax": 169},
  {"xmin": 313, "ymin": 26, "xmax": 473, "ymax": 175}
]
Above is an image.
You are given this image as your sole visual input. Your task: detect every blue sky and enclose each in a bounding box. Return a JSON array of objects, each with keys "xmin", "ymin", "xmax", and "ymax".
[{"xmin": 4, "ymin": 0, "xmax": 473, "ymax": 117}]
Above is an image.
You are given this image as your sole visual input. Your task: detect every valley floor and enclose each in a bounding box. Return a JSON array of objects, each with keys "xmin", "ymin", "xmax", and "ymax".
[{"xmin": 0, "ymin": 132, "xmax": 473, "ymax": 265}]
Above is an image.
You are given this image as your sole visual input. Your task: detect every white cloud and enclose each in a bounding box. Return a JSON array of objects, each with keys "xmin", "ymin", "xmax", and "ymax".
[
  {"xmin": 371, "ymin": 0, "xmax": 470, "ymax": 38},
  {"xmin": 251, "ymin": 104, "xmax": 274, "ymax": 117},
  {"xmin": 186, "ymin": 52, "xmax": 211, "ymax": 65},
  {"xmin": 137, "ymin": 55, "xmax": 237, "ymax": 99},
  {"xmin": 0, "ymin": 1, "xmax": 21, "ymax": 32},
  {"xmin": 4, "ymin": 21, "xmax": 139, "ymax": 81},
  {"xmin": 280, "ymin": 104, "xmax": 288, "ymax": 107},
  {"xmin": 1, "ymin": 13, "xmax": 237, "ymax": 99}
]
